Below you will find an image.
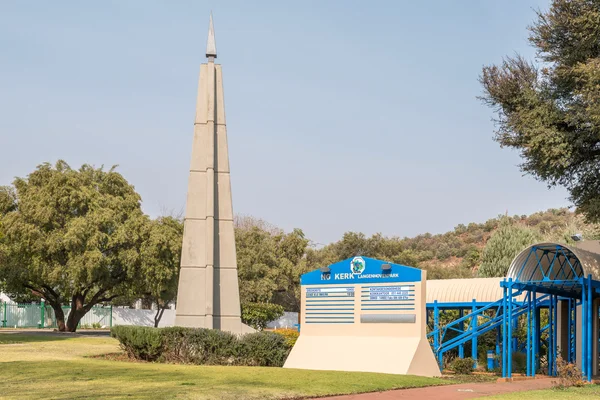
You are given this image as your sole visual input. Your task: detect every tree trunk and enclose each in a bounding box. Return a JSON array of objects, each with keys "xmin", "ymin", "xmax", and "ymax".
[
  {"xmin": 48, "ymin": 301, "xmax": 66, "ymax": 332},
  {"xmin": 66, "ymin": 293, "xmax": 86, "ymax": 332},
  {"xmin": 154, "ymin": 307, "xmax": 166, "ymax": 328}
]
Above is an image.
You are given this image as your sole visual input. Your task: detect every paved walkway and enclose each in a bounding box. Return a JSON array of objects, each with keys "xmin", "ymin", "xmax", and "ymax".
[{"xmin": 315, "ymin": 378, "xmax": 555, "ymax": 400}]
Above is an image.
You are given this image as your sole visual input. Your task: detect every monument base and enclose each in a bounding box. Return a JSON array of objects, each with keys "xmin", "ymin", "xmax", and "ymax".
[{"xmin": 283, "ymin": 335, "xmax": 441, "ymax": 377}]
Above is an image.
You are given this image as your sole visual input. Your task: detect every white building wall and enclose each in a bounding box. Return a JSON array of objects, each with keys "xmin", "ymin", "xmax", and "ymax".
[{"xmin": 111, "ymin": 308, "xmax": 176, "ymax": 328}]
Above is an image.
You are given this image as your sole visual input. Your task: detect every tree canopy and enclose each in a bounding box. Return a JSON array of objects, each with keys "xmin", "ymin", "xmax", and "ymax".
[
  {"xmin": 235, "ymin": 216, "xmax": 310, "ymax": 312},
  {"xmin": 480, "ymin": 0, "xmax": 600, "ymax": 223},
  {"xmin": 478, "ymin": 217, "xmax": 542, "ymax": 278},
  {"xmin": 139, "ymin": 216, "xmax": 183, "ymax": 327},
  {"xmin": 0, "ymin": 161, "xmax": 148, "ymax": 331}
]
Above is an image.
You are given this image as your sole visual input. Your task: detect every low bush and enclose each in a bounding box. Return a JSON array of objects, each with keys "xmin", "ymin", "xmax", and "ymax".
[
  {"xmin": 160, "ymin": 326, "xmax": 240, "ymax": 365},
  {"xmin": 111, "ymin": 326, "xmax": 163, "ymax": 361},
  {"xmin": 556, "ymin": 355, "xmax": 584, "ymax": 388},
  {"xmin": 239, "ymin": 331, "xmax": 289, "ymax": 366},
  {"xmin": 273, "ymin": 328, "xmax": 299, "ymax": 347},
  {"xmin": 110, "ymin": 325, "xmax": 293, "ymax": 367},
  {"xmin": 511, "ymin": 351, "xmax": 527, "ymax": 373},
  {"xmin": 450, "ymin": 357, "xmax": 475, "ymax": 375}
]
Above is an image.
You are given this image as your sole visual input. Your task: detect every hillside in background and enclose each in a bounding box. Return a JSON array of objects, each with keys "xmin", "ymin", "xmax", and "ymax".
[
  {"xmin": 226, "ymin": 208, "xmax": 600, "ymax": 312},
  {"xmin": 303, "ymin": 208, "xmax": 600, "ymax": 280}
]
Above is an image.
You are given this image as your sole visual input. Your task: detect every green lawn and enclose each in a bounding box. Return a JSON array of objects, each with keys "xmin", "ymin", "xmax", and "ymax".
[
  {"xmin": 485, "ymin": 386, "xmax": 600, "ymax": 400},
  {"xmin": 0, "ymin": 333, "xmax": 446, "ymax": 400}
]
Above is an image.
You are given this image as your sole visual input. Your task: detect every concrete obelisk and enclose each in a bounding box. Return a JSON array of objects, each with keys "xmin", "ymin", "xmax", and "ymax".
[{"xmin": 175, "ymin": 15, "xmax": 251, "ymax": 334}]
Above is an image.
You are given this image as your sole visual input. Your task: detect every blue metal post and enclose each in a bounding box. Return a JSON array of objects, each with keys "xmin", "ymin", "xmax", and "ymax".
[
  {"xmin": 495, "ymin": 326, "xmax": 501, "ymax": 369},
  {"xmin": 502, "ymin": 283, "xmax": 507, "ymax": 378},
  {"xmin": 587, "ymin": 275, "xmax": 592, "ymax": 382},
  {"xmin": 507, "ymin": 278, "xmax": 513, "ymax": 379},
  {"xmin": 458, "ymin": 308, "xmax": 464, "ymax": 359},
  {"xmin": 548, "ymin": 296, "xmax": 555, "ymax": 376},
  {"xmin": 512, "ymin": 316, "xmax": 518, "ymax": 354},
  {"xmin": 471, "ymin": 300, "xmax": 478, "ymax": 366},
  {"xmin": 527, "ymin": 291, "xmax": 532, "ymax": 376},
  {"xmin": 567, "ymin": 298, "xmax": 573, "ymax": 363},
  {"xmin": 434, "ymin": 300, "xmax": 441, "ymax": 368},
  {"xmin": 582, "ymin": 278, "xmax": 587, "ymax": 379},
  {"xmin": 533, "ymin": 290, "xmax": 542, "ymax": 376},
  {"xmin": 570, "ymin": 298, "xmax": 576, "ymax": 363},
  {"xmin": 551, "ymin": 295, "xmax": 558, "ymax": 376},
  {"xmin": 531, "ymin": 290, "xmax": 540, "ymax": 376}
]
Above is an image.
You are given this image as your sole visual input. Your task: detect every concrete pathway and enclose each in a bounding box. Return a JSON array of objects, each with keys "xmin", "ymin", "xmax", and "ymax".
[{"xmin": 314, "ymin": 378, "xmax": 555, "ymax": 400}]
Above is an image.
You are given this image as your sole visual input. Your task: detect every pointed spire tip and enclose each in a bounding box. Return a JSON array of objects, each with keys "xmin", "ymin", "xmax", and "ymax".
[{"xmin": 206, "ymin": 13, "xmax": 217, "ymax": 59}]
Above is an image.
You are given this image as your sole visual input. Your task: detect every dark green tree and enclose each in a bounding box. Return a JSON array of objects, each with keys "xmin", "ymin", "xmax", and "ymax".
[
  {"xmin": 234, "ymin": 218, "xmax": 309, "ymax": 312},
  {"xmin": 480, "ymin": 0, "xmax": 600, "ymax": 223},
  {"xmin": 478, "ymin": 218, "xmax": 541, "ymax": 277},
  {"xmin": 0, "ymin": 161, "xmax": 147, "ymax": 332},
  {"xmin": 139, "ymin": 216, "xmax": 183, "ymax": 327}
]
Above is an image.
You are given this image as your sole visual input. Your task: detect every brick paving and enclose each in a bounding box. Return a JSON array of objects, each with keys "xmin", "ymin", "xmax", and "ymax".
[{"xmin": 314, "ymin": 377, "xmax": 555, "ymax": 400}]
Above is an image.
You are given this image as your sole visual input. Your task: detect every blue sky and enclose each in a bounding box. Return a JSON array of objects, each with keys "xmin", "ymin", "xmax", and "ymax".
[{"xmin": 0, "ymin": 0, "xmax": 567, "ymax": 245}]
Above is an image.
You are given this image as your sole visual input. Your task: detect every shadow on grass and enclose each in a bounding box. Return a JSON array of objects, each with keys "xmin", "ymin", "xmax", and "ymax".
[
  {"xmin": 0, "ymin": 333, "xmax": 74, "ymax": 344},
  {"xmin": 0, "ymin": 359, "xmax": 447, "ymax": 400}
]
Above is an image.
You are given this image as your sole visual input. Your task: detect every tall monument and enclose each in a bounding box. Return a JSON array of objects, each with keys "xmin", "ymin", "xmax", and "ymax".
[{"xmin": 175, "ymin": 15, "xmax": 251, "ymax": 334}]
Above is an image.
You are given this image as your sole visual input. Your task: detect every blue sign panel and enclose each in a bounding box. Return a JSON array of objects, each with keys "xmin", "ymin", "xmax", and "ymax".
[{"xmin": 301, "ymin": 257, "xmax": 422, "ymax": 285}]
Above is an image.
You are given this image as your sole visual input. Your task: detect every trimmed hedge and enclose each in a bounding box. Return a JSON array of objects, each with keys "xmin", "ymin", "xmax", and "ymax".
[
  {"xmin": 110, "ymin": 325, "xmax": 293, "ymax": 367},
  {"xmin": 111, "ymin": 326, "xmax": 162, "ymax": 361}
]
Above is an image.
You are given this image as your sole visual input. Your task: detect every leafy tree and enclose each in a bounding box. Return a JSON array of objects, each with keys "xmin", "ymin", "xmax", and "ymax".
[
  {"xmin": 241, "ymin": 302, "xmax": 284, "ymax": 331},
  {"xmin": 236, "ymin": 225, "xmax": 279, "ymax": 304},
  {"xmin": 478, "ymin": 218, "xmax": 541, "ymax": 277},
  {"xmin": 480, "ymin": 0, "xmax": 600, "ymax": 223},
  {"xmin": 271, "ymin": 228, "xmax": 310, "ymax": 312},
  {"xmin": 235, "ymin": 220, "xmax": 309, "ymax": 312},
  {"xmin": 139, "ymin": 216, "xmax": 183, "ymax": 327},
  {"xmin": 0, "ymin": 161, "xmax": 147, "ymax": 332}
]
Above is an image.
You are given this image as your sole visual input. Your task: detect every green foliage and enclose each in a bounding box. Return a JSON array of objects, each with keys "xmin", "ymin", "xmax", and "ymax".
[
  {"xmin": 304, "ymin": 208, "xmax": 597, "ymax": 282},
  {"xmin": 238, "ymin": 331, "xmax": 290, "ymax": 367},
  {"xmin": 111, "ymin": 326, "xmax": 163, "ymax": 361},
  {"xmin": 0, "ymin": 161, "xmax": 148, "ymax": 332},
  {"xmin": 480, "ymin": 0, "xmax": 600, "ymax": 224},
  {"xmin": 235, "ymin": 216, "xmax": 310, "ymax": 312},
  {"xmin": 160, "ymin": 326, "xmax": 240, "ymax": 365},
  {"xmin": 511, "ymin": 352, "xmax": 527, "ymax": 373},
  {"xmin": 450, "ymin": 357, "xmax": 475, "ymax": 374},
  {"xmin": 478, "ymin": 217, "xmax": 541, "ymax": 277},
  {"xmin": 272, "ymin": 328, "xmax": 300, "ymax": 347},
  {"xmin": 110, "ymin": 325, "xmax": 293, "ymax": 367},
  {"xmin": 139, "ymin": 216, "xmax": 183, "ymax": 327},
  {"xmin": 241, "ymin": 302, "xmax": 285, "ymax": 331}
]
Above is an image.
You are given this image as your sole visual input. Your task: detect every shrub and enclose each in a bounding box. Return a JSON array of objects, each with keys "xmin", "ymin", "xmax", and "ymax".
[
  {"xmin": 450, "ymin": 357, "xmax": 475, "ymax": 375},
  {"xmin": 110, "ymin": 326, "xmax": 291, "ymax": 367},
  {"xmin": 239, "ymin": 331, "xmax": 290, "ymax": 367},
  {"xmin": 241, "ymin": 303, "xmax": 284, "ymax": 331},
  {"xmin": 273, "ymin": 328, "xmax": 299, "ymax": 347},
  {"xmin": 512, "ymin": 352, "xmax": 527, "ymax": 373},
  {"xmin": 157, "ymin": 326, "xmax": 196, "ymax": 364},
  {"xmin": 160, "ymin": 326, "xmax": 242, "ymax": 365},
  {"xmin": 556, "ymin": 356, "xmax": 584, "ymax": 388},
  {"xmin": 111, "ymin": 325, "xmax": 163, "ymax": 361}
]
